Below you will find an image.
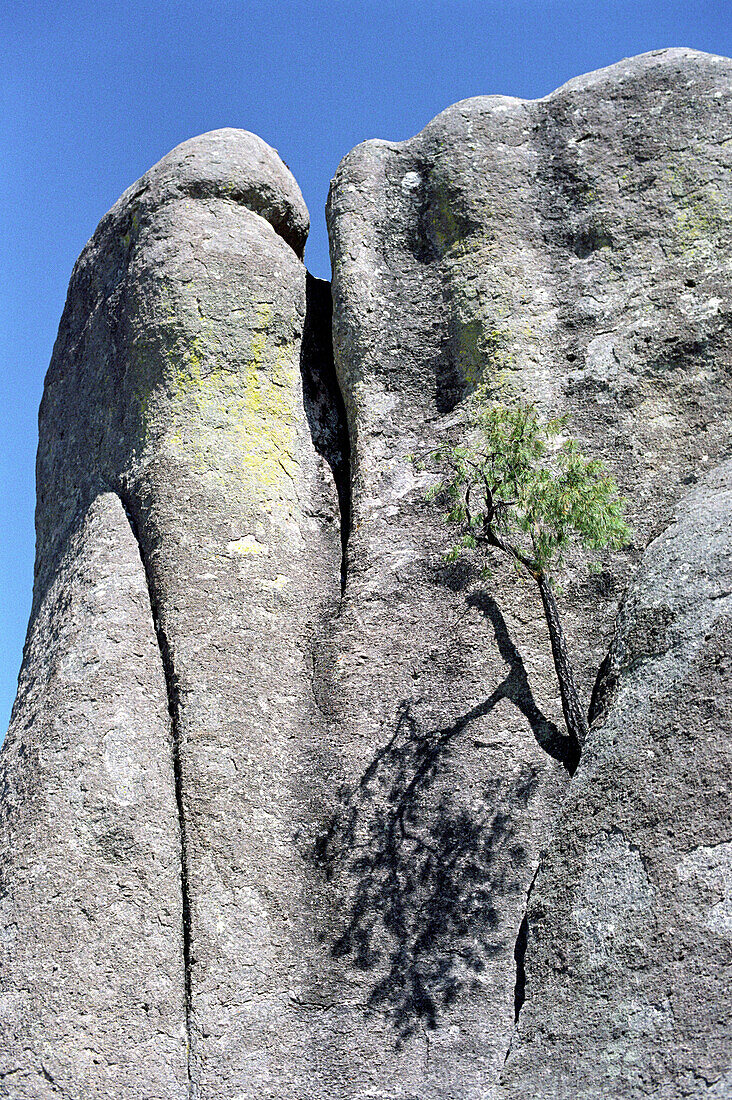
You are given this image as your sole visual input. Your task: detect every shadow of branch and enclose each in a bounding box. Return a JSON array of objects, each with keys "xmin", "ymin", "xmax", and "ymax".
[
  {"xmin": 466, "ymin": 591, "xmax": 579, "ymax": 774},
  {"xmin": 313, "ymin": 590, "xmax": 575, "ymax": 1040}
]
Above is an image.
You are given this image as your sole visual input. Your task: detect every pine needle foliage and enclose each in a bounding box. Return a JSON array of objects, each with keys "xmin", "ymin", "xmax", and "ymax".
[
  {"xmin": 431, "ymin": 400, "xmax": 631, "ymax": 579},
  {"xmin": 429, "ymin": 397, "xmax": 632, "ymax": 760}
]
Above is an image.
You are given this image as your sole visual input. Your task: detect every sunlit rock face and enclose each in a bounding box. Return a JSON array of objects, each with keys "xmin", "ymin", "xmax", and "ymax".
[
  {"xmin": 1, "ymin": 128, "xmax": 344, "ymax": 1099},
  {"xmin": 0, "ymin": 491, "xmax": 189, "ymax": 1100},
  {"xmin": 500, "ymin": 461, "xmax": 732, "ymax": 1100},
  {"xmin": 323, "ymin": 45, "xmax": 731, "ymax": 1095},
  {"xmin": 1, "ymin": 49, "xmax": 731, "ymax": 1100}
]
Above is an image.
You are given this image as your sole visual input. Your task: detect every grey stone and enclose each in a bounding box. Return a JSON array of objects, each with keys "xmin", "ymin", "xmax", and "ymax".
[
  {"xmin": 2, "ymin": 48, "xmax": 732, "ymax": 1100},
  {"xmin": 321, "ymin": 45, "xmax": 732, "ymax": 1094},
  {"xmin": 0, "ymin": 492, "xmax": 188, "ymax": 1098},
  {"xmin": 500, "ymin": 461, "xmax": 732, "ymax": 1098},
  {"xmin": 3, "ymin": 128, "xmax": 343, "ymax": 1096},
  {"xmin": 123, "ymin": 126, "xmax": 310, "ymax": 256}
]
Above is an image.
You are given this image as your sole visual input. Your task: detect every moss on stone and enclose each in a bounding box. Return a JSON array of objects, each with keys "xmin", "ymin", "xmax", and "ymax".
[
  {"xmin": 130, "ymin": 285, "xmax": 300, "ymax": 511},
  {"xmin": 668, "ymin": 163, "xmax": 731, "ymax": 260}
]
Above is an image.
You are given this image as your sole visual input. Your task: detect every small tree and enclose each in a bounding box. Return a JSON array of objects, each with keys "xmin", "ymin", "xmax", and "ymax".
[{"xmin": 430, "ymin": 399, "xmax": 631, "ymax": 758}]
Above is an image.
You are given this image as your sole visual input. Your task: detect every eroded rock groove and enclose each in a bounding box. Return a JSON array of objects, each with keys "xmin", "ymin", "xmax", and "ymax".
[
  {"xmin": 120, "ymin": 496, "xmax": 194, "ymax": 1095},
  {"xmin": 300, "ymin": 271, "xmax": 352, "ymax": 591}
]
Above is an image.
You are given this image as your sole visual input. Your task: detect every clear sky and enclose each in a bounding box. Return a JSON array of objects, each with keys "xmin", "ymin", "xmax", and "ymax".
[{"xmin": 1, "ymin": 0, "xmax": 730, "ymax": 733}]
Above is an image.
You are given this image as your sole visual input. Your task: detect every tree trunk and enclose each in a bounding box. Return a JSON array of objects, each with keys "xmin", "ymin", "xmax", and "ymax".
[{"xmin": 536, "ymin": 571, "xmax": 589, "ymax": 755}]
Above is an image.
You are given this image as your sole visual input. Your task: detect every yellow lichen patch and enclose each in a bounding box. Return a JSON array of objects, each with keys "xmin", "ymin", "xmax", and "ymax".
[
  {"xmin": 164, "ymin": 297, "xmax": 300, "ymax": 510},
  {"xmin": 227, "ymin": 535, "xmax": 268, "ymax": 555}
]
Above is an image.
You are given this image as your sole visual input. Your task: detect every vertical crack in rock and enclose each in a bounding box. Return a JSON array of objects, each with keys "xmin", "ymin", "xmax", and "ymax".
[
  {"xmin": 512, "ymin": 913, "xmax": 529, "ymax": 1024},
  {"xmin": 509, "ymin": 863, "xmax": 540, "ymax": 1052},
  {"xmin": 119, "ymin": 496, "xmax": 194, "ymax": 1095},
  {"xmin": 587, "ymin": 639, "xmax": 625, "ymax": 729},
  {"xmin": 300, "ymin": 271, "xmax": 352, "ymax": 591}
]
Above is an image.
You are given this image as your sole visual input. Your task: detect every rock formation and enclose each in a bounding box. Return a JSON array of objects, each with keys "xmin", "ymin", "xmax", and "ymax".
[
  {"xmin": 1, "ymin": 48, "xmax": 730, "ymax": 1099},
  {"xmin": 500, "ymin": 460, "xmax": 732, "ymax": 1098}
]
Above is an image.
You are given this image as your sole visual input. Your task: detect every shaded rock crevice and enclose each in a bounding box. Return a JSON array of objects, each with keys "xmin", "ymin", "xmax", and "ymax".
[
  {"xmin": 508, "ymin": 857, "xmax": 541, "ymax": 1040},
  {"xmin": 119, "ymin": 494, "xmax": 194, "ymax": 1096},
  {"xmin": 512, "ymin": 911, "xmax": 529, "ymax": 1025},
  {"xmin": 300, "ymin": 272, "xmax": 352, "ymax": 592}
]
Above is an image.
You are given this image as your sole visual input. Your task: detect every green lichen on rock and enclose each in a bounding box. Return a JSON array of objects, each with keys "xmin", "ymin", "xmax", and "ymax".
[
  {"xmin": 427, "ymin": 195, "xmax": 477, "ymax": 258},
  {"xmin": 168, "ymin": 305, "xmax": 299, "ymax": 508},
  {"xmin": 436, "ymin": 235, "xmax": 526, "ymax": 395},
  {"xmin": 120, "ymin": 206, "xmax": 141, "ymax": 251},
  {"xmin": 453, "ymin": 314, "xmax": 517, "ymax": 392},
  {"xmin": 668, "ymin": 162, "xmax": 732, "ymax": 261}
]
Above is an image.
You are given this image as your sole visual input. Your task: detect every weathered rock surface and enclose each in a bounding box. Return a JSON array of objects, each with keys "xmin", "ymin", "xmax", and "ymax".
[
  {"xmin": 500, "ymin": 461, "xmax": 732, "ymax": 1098},
  {"xmin": 320, "ymin": 45, "xmax": 731, "ymax": 1094},
  {"xmin": 3, "ymin": 129, "xmax": 344, "ymax": 1097},
  {"xmin": 0, "ymin": 493, "xmax": 187, "ymax": 1098},
  {"xmin": 1, "ymin": 48, "xmax": 731, "ymax": 1100}
]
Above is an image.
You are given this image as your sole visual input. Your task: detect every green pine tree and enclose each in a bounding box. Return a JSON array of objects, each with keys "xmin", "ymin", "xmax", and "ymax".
[{"xmin": 430, "ymin": 399, "xmax": 632, "ymax": 758}]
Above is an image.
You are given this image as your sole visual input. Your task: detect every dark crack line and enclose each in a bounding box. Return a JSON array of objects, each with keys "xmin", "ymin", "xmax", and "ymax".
[
  {"xmin": 149, "ymin": 603, "xmax": 194, "ymax": 1096},
  {"xmin": 299, "ymin": 272, "xmax": 352, "ymax": 595},
  {"xmin": 512, "ymin": 911, "xmax": 529, "ymax": 1024},
  {"xmin": 118, "ymin": 493, "xmax": 194, "ymax": 1096},
  {"xmin": 506, "ymin": 863, "xmax": 541, "ymax": 1064}
]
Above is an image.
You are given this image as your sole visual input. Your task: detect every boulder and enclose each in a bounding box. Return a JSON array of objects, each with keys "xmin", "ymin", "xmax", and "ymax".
[
  {"xmin": 2, "ymin": 129, "xmax": 344, "ymax": 1097},
  {"xmin": 2, "ymin": 48, "xmax": 731, "ymax": 1099},
  {"xmin": 320, "ymin": 46, "xmax": 731, "ymax": 1093},
  {"xmin": 500, "ymin": 461, "xmax": 732, "ymax": 1099}
]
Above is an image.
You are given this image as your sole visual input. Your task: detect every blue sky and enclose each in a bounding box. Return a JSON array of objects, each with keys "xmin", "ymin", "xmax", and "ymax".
[{"xmin": 1, "ymin": 0, "xmax": 730, "ymax": 731}]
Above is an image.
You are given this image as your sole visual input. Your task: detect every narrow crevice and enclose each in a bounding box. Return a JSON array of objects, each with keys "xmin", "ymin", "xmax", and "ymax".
[
  {"xmin": 513, "ymin": 912, "xmax": 529, "ymax": 1023},
  {"xmin": 512, "ymin": 865, "xmax": 540, "ymax": 1028},
  {"xmin": 300, "ymin": 271, "xmax": 352, "ymax": 593},
  {"xmin": 117, "ymin": 493, "xmax": 194, "ymax": 1096},
  {"xmin": 588, "ymin": 634, "xmax": 625, "ymax": 728}
]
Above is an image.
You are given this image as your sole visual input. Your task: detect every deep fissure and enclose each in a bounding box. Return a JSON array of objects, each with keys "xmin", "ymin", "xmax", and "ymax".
[
  {"xmin": 119, "ymin": 494, "xmax": 194, "ymax": 1093},
  {"xmin": 512, "ymin": 913, "xmax": 529, "ymax": 1023},
  {"xmin": 299, "ymin": 271, "xmax": 352, "ymax": 593},
  {"xmin": 512, "ymin": 866, "xmax": 540, "ymax": 1027}
]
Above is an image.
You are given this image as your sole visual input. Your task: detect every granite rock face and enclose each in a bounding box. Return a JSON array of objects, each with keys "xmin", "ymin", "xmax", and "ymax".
[
  {"xmin": 500, "ymin": 461, "xmax": 732, "ymax": 1099},
  {"xmin": 321, "ymin": 45, "xmax": 731, "ymax": 1094},
  {"xmin": 2, "ymin": 129, "xmax": 345, "ymax": 1097},
  {"xmin": 0, "ymin": 493, "xmax": 187, "ymax": 1098},
  {"xmin": 1, "ymin": 49, "xmax": 731, "ymax": 1100}
]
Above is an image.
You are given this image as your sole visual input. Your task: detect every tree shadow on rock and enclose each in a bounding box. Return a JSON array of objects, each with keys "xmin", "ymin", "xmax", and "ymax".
[
  {"xmin": 466, "ymin": 591, "xmax": 579, "ymax": 774},
  {"xmin": 313, "ymin": 594, "xmax": 576, "ymax": 1042}
]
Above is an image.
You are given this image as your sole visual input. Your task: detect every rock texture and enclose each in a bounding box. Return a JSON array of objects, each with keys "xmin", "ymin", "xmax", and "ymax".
[
  {"xmin": 2, "ymin": 129, "xmax": 345, "ymax": 1097},
  {"xmin": 321, "ymin": 45, "xmax": 731, "ymax": 1094},
  {"xmin": 1, "ymin": 48, "xmax": 731, "ymax": 1100},
  {"xmin": 500, "ymin": 461, "xmax": 732, "ymax": 1099},
  {"xmin": 0, "ymin": 493, "xmax": 187, "ymax": 1098}
]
